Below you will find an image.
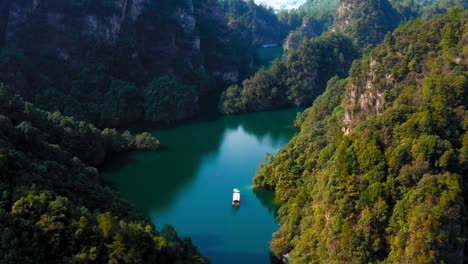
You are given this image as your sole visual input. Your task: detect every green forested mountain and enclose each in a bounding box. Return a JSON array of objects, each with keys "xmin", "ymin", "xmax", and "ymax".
[
  {"xmin": 0, "ymin": 0, "xmax": 256, "ymax": 127},
  {"xmin": 0, "ymin": 84, "xmax": 207, "ymax": 263},
  {"xmin": 220, "ymin": 32, "xmax": 358, "ymax": 114},
  {"xmin": 389, "ymin": 0, "xmax": 468, "ymax": 19},
  {"xmin": 222, "ymin": 0, "xmax": 466, "ymax": 115},
  {"xmin": 282, "ymin": 0, "xmax": 339, "ymax": 50},
  {"xmin": 286, "ymin": 0, "xmax": 467, "ymax": 50},
  {"xmin": 332, "ymin": 0, "xmax": 402, "ymax": 47},
  {"xmin": 254, "ymin": 9, "xmax": 467, "ymax": 263}
]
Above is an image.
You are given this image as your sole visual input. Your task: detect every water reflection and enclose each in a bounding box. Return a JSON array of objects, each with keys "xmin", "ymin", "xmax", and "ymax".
[{"xmin": 253, "ymin": 189, "xmax": 282, "ymax": 218}]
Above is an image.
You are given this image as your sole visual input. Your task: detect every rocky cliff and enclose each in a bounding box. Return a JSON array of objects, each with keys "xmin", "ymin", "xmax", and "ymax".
[
  {"xmin": 283, "ymin": 17, "xmax": 324, "ymax": 50},
  {"xmin": 342, "ymin": 57, "xmax": 385, "ymax": 134},
  {"xmin": 1, "ymin": 0, "xmax": 228, "ymax": 80},
  {"xmin": 0, "ymin": 0, "xmax": 252, "ymax": 126}
]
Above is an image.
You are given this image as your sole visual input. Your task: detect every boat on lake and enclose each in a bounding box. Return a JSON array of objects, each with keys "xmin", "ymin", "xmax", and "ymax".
[
  {"xmin": 261, "ymin": 43, "xmax": 278, "ymax": 48},
  {"xmin": 232, "ymin": 188, "xmax": 240, "ymax": 206}
]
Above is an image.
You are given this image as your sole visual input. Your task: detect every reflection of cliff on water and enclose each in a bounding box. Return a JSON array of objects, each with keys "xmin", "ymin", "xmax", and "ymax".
[
  {"xmin": 102, "ymin": 107, "xmax": 302, "ymax": 215},
  {"xmin": 101, "ymin": 120, "xmax": 226, "ymax": 214},
  {"xmin": 102, "ymin": 107, "xmax": 301, "ymax": 264}
]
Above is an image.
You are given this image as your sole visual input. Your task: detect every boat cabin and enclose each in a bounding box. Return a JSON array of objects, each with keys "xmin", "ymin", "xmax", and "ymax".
[{"xmin": 232, "ymin": 188, "xmax": 240, "ymax": 206}]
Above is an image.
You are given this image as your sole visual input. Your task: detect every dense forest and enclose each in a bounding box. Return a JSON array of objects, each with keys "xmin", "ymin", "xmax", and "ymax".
[
  {"xmin": 284, "ymin": 0, "xmax": 467, "ymax": 50},
  {"xmin": 220, "ymin": 31, "xmax": 358, "ymax": 114},
  {"xmin": 0, "ymin": 0, "xmax": 263, "ymax": 127},
  {"xmin": 281, "ymin": 0, "xmax": 340, "ymax": 50},
  {"xmin": 221, "ymin": 0, "xmax": 467, "ymax": 115},
  {"xmin": 0, "ymin": 84, "xmax": 207, "ymax": 263},
  {"xmin": 1, "ymin": 0, "xmax": 467, "ymax": 263},
  {"xmin": 254, "ymin": 8, "xmax": 467, "ymax": 263}
]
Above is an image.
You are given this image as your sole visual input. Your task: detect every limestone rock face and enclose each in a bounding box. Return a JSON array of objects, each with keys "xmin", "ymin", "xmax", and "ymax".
[{"xmin": 1, "ymin": 0, "xmax": 239, "ymax": 83}]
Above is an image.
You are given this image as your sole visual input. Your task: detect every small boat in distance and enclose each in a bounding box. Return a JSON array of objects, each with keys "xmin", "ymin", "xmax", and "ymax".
[
  {"xmin": 261, "ymin": 43, "xmax": 278, "ymax": 48},
  {"xmin": 233, "ymin": 188, "xmax": 240, "ymax": 206}
]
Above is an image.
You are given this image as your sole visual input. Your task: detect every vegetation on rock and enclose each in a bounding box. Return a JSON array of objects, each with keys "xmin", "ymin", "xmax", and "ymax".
[
  {"xmin": 220, "ymin": 32, "xmax": 358, "ymax": 114},
  {"xmin": 254, "ymin": 9, "xmax": 468, "ymax": 263}
]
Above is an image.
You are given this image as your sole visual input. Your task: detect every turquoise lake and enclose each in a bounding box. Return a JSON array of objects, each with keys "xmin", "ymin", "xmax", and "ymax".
[{"xmin": 102, "ymin": 108, "xmax": 302, "ymax": 263}]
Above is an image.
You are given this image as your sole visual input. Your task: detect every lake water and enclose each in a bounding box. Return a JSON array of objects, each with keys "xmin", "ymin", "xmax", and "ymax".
[
  {"xmin": 102, "ymin": 108, "xmax": 302, "ymax": 263},
  {"xmin": 256, "ymin": 45, "xmax": 284, "ymax": 69}
]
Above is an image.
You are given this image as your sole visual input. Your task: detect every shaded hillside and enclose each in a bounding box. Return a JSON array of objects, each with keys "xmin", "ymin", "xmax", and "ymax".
[
  {"xmin": 220, "ymin": 32, "xmax": 358, "ymax": 114},
  {"xmin": 219, "ymin": 0, "xmax": 292, "ymax": 46},
  {"xmin": 254, "ymin": 9, "xmax": 467, "ymax": 263},
  {"xmin": 0, "ymin": 0, "xmax": 256, "ymax": 127},
  {"xmin": 0, "ymin": 84, "xmax": 207, "ymax": 263}
]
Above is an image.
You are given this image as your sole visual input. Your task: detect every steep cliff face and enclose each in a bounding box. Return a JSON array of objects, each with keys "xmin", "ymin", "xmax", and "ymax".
[
  {"xmin": 283, "ymin": 17, "xmax": 324, "ymax": 50},
  {"xmin": 0, "ymin": 0, "xmax": 11, "ymax": 47},
  {"xmin": 3, "ymin": 0, "xmax": 211, "ymax": 78},
  {"xmin": 0, "ymin": 0, "xmax": 250, "ymax": 126},
  {"xmin": 135, "ymin": 0, "xmax": 204, "ymax": 78},
  {"xmin": 342, "ymin": 57, "xmax": 385, "ymax": 134}
]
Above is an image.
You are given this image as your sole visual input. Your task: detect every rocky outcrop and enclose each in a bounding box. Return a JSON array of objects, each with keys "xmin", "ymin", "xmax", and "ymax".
[
  {"xmin": 0, "ymin": 0, "xmax": 250, "ymax": 127},
  {"xmin": 342, "ymin": 58, "xmax": 386, "ymax": 134},
  {"xmin": 5, "ymin": 0, "xmax": 130, "ymax": 51},
  {"xmin": 283, "ymin": 17, "xmax": 324, "ymax": 51}
]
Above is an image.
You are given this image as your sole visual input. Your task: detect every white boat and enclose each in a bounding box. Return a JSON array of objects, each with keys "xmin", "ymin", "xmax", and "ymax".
[
  {"xmin": 261, "ymin": 43, "xmax": 278, "ymax": 48},
  {"xmin": 232, "ymin": 188, "xmax": 240, "ymax": 206}
]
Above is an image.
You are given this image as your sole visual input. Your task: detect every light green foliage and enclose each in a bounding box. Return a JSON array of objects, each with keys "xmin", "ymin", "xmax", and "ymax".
[
  {"xmin": 255, "ymin": 9, "xmax": 467, "ymax": 262},
  {"xmin": 389, "ymin": 0, "xmax": 468, "ymax": 19},
  {"xmin": 333, "ymin": 0, "xmax": 402, "ymax": 47},
  {"xmin": 133, "ymin": 132, "xmax": 160, "ymax": 150}
]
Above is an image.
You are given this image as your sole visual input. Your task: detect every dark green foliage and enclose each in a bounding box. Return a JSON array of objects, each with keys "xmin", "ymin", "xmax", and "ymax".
[
  {"xmin": 283, "ymin": 17, "xmax": 328, "ymax": 50},
  {"xmin": 219, "ymin": 84, "xmax": 247, "ymax": 114},
  {"xmin": 254, "ymin": 9, "xmax": 467, "ymax": 263},
  {"xmin": 144, "ymin": 77, "xmax": 198, "ymax": 124},
  {"xmin": 0, "ymin": 85, "xmax": 205, "ymax": 263},
  {"xmin": 0, "ymin": 0, "xmax": 257, "ymax": 127},
  {"xmin": 220, "ymin": 32, "xmax": 358, "ymax": 114},
  {"xmin": 0, "ymin": 85, "xmax": 159, "ymax": 166}
]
